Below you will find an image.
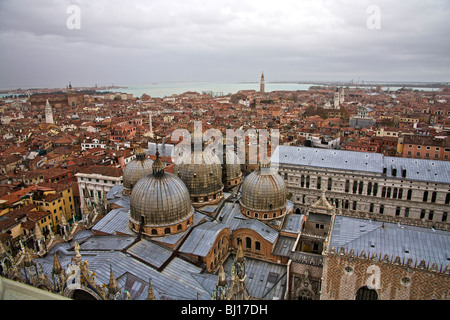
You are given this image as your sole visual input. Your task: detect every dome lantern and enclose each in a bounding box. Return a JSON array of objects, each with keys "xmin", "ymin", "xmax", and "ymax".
[{"xmin": 152, "ymin": 150, "xmax": 165, "ymax": 176}]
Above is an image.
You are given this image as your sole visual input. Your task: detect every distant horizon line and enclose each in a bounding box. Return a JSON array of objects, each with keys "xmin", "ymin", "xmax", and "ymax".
[{"xmin": 0, "ymin": 79, "xmax": 448, "ymax": 92}]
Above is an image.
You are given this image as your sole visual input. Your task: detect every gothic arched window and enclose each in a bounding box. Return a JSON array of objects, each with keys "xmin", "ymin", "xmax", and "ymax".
[
  {"xmin": 407, "ymin": 189, "xmax": 412, "ymax": 200},
  {"xmin": 246, "ymin": 237, "xmax": 252, "ymax": 249},
  {"xmin": 297, "ymin": 289, "xmax": 314, "ymax": 301},
  {"xmin": 355, "ymin": 286, "xmax": 378, "ymax": 300}
]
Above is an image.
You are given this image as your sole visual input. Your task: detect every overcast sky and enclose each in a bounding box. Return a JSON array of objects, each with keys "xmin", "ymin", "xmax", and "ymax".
[{"xmin": 0, "ymin": 0, "xmax": 449, "ymax": 88}]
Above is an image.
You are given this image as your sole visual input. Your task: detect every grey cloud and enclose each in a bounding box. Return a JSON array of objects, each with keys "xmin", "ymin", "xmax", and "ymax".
[{"xmin": 0, "ymin": 0, "xmax": 449, "ymax": 88}]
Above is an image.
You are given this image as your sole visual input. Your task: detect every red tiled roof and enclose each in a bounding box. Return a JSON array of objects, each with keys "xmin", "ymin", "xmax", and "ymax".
[
  {"xmin": 0, "ymin": 154, "xmax": 22, "ymax": 165},
  {"xmin": 27, "ymin": 210, "xmax": 51, "ymax": 221},
  {"xmin": 0, "ymin": 233, "xmax": 12, "ymax": 242},
  {"xmin": 0, "ymin": 185, "xmax": 37, "ymax": 205},
  {"xmin": 37, "ymin": 182, "xmax": 71, "ymax": 192},
  {"xmin": 77, "ymin": 165, "xmax": 123, "ymax": 177},
  {"xmin": 0, "ymin": 215, "xmax": 21, "ymax": 231},
  {"xmin": 21, "ymin": 220, "xmax": 36, "ymax": 230},
  {"xmin": 44, "ymin": 193, "xmax": 61, "ymax": 202}
]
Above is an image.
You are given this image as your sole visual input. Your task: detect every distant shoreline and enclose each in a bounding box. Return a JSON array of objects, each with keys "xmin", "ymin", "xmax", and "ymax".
[
  {"xmin": 0, "ymin": 85, "xmax": 127, "ymax": 95},
  {"xmin": 293, "ymin": 81, "xmax": 448, "ymax": 88},
  {"xmin": 0, "ymin": 80, "xmax": 446, "ymax": 97}
]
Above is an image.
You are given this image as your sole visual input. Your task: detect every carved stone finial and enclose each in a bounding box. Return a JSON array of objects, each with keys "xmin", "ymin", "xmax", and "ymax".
[{"xmin": 147, "ymin": 278, "xmax": 156, "ymax": 300}]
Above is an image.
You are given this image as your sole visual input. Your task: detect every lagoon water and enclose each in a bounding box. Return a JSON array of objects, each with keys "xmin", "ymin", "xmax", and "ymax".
[
  {"xmin": 0, "ymin": 82, "xmax": 441, "ymax": 99},
  {"xmin": 97, "ymin": 82, "xmax": 441, "ymax": 98},
  {"xmin": 97, "ymin": 82, "xmax": 314, "ymax": 98}
]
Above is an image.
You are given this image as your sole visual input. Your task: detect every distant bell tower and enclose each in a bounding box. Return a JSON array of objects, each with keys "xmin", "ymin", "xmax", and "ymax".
[
  {"xmin": 45, "ymin": 99, "xmax": 54, "ymax": 124},
  {"xmin": 260, "ymin": 71, "xmax": 265, "ymax": 93},
  {"xmin": 333, "ymin": 88, "xmax": 340, "ymax": 109}
]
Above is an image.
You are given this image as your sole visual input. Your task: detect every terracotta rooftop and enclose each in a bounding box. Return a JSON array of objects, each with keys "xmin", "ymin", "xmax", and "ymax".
[
  {"xmin": 21, "ymin": 220, "xmax": 36, "ymax": 230},
  {"xmin": 27, "ymin": 210, "xmax": 51, "ymax": 221},
  {"xmin": 77, "ymin": 165, "xmax": 123, "ymax": 177},
  {"xmin": 0, "ymin": 185, "xmax": 37, "ymax": 206}
]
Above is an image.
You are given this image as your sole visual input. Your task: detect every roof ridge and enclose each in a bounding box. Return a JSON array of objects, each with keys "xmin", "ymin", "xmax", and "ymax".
[{"xmin": 336, "ymin": 221, "xmax": 383, "ymax": 248}]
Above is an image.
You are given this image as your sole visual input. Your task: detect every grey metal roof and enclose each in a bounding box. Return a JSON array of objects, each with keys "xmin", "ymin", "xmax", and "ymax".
[
  {"xmin": 384, "ymin": 155, "xmax": 450, "ymax": 182},
  {"xmin": 159, "ymin": 256, "xmax": 211, "ymax": 300},
  {"xmin": 151, "ymin": 211, "xmax": 211, "ymax": 246},
  {"xmin": 92, "ymin": 208, "xmax": 133, "ymax": 236},
  {"xmin": 329, "ymin": 215, "xmax": 450, "ymax": 268},
  {"xmin": 272, "ymin": 236, "xmax": 296, "ymax": 257},
  {"xmin": 272, "ymin": 145, "xmax": 450, "ymax": 184},
  {"xmin": 190, "ymin": 273, "xmax": 218, "ymax": 297},
  {"xmin": 80, "ymin": 235, "xmax": 136, "ymax": 251},
  {"xmin": 280, "ymin": 214, "xmax": 304, "ymax": 234},
  {"xmin": 107, "ymin": 185, "xmax": 125, "ymax": 200},
  {"xmin": 222, "ymin": 254, "xmax": 287, "ymax": 300},
  {"xmin": 272, "ymin": 145, "xmax": 383, "ymax": 173},
  {"xmin": 71, "ymin": 229, "xmax": 94, "ymax": 242},
  {"xmin": 198, "ymin": 204, "xmax": 220, "ymax": 213},
  {"xmin": 111, "ymin": 197, "xmax": 131, "ymax": 210},
  {"xmin": 179, "ymin": 221, "xmax": 229, "ymax": 257},
  {"xmin": 216, "ymin": 201, "xmax": 246, "ymax": 231},
  {"xmin": 102, "ymin": 250, "xmax": 210, "ymax": 300},
  {"xmin": 236, "ymin": 219, "xmax": 278, "ymax": 244},
  {"xmin": 34, "ymin": 239, "xmax": 213, "ymax": 300},
  {"xmin": 105, "ymin": 187, "xmax": 131, "ymax": 210},
  {"xmin": 48, "ymin": 242, "xmax": 72, "ymax": 255},
  {"xmin": 57, "ymin": 197, "xmax": 287, "ymax": 300},
  {"xmin": 126, "ymin": 239, "xmax": 173, "ymax": 269},
  {"xmin": 116, "ymin": 272, "xmax": 149, "ymax": 300}
]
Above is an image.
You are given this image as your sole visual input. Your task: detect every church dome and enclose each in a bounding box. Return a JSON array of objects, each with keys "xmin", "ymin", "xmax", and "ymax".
[
  {"xmin": 239, "ymin": 162, "xmax": 288, "ymax": 220},
  {"xmin": 122, "ymin": 148, "xmax": 153, "ymax": 195},
  {"xmin": 175, "ymin": 149, "xmax": 224, "ymax": 207},
  {"xmin": 129, "ymin": 154, "xmax": 194, "ymax": 236},
  {"xmin": 223, "ymin": 148, "xmax": 242, "ymax": 190}
]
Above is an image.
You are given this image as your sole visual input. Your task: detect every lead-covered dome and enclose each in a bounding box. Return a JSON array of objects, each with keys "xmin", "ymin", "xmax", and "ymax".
[
  {"xmin": 222, "ymin": 148, "xmax": 243, "ymax": 190},
  {"xmin": 123, "ymin": 148, "xmax": 153, "ymax": 195},
  {"xmin": 129, "ymin": 153, "xmax": 194, "ymax": 237},
  {"xmin": 239, "ymin": 162, "xmax": 288, "ymax": 220},
  {"xmin": 175, "ymin": 149, "xmax": 224, "ymax": 208}
]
